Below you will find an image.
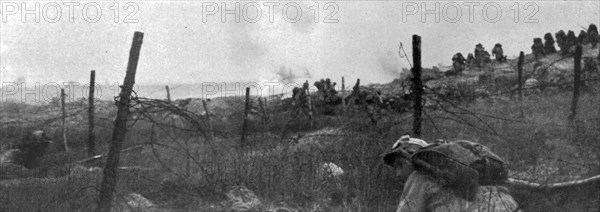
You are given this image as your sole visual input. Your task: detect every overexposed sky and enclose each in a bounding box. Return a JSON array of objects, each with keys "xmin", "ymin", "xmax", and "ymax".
[{"xmin": 1, "ymin": 1, "xmax": 599, "ymax": 86}]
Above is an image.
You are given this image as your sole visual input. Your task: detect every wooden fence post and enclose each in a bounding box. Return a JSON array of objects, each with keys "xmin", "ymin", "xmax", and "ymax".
[
  {"xmin": 263, "ymin": 97, "xmax": 269, "ymax": 131},
  {"xmin": 568, "ymin": 45, "xmax": 583, "ymax": 122},
  {"xmin": 241, "ymin": 87, "xmax": 250, "ymax": 147},
  {"xmin": 97, "ymin": 31, "xmax": 144, "ymax": 212},
  {"xmin": 411, "ymin": 35, "xmax": 423, "ymax": 138},
  {"xmin": 166, "ymin": 85, "xmax": 189, "ymax": 175},
  {"xmin": 165, "ymin": 85, "xmax": 171, "ymax": 102},
  {"xmin": 306, "ymin": 81, "xmax": 314, "ymax": 129},
  {"xmin": 61, "ymin": 88, "xmax": 69, "ymax": 151},
  {"xmin": 597, "ymin": 47, "xmax": 600, "ymax": 128},
  {"xmin": 517, "ymin": 51, "xmax": 524, "ymax": 101},
  {"xmin": 258, "ymin": 97, "xmax": 268, "ymax": 135},
  {"xmin": 202, "ymin": 99, "xmax": 214, "ymax": 141},
  {"xmin": 341, "ymin": 77, "xmax": 346, "ymax": 108},
  {"xmin": 263, "ymin": 97, "xmax": 268, "ymax": 118},
  {"xmin": 88, "ymin": 70, "xmax": 95, "ymax": 157}
]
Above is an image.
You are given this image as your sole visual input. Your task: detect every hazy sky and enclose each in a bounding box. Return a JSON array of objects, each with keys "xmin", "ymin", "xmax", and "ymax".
[{"xmin": 1, "ymin": 1, "xmax": 599, "ymax": 87}]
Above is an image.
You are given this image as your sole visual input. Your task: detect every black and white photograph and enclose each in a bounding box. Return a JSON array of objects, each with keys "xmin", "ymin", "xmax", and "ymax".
[{"xmin": 1, "ymin": 1, "xmax": 599, "ymax": 211}]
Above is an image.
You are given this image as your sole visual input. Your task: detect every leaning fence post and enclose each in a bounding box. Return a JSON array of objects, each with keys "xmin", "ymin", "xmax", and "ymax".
[
  {"xmin": 517, "ymin": 51, "xmax": 524, "ymax": 101},
  {"xmin": 165, "ymin": 85, "xmax": 171, "ymax": 102},
  {"xmin": 241, "ymin": 87, "xmax": 250, "ymax": 147},
  {"xmin": 598, "ymin": 47, "xmax": 600, "ymax": 128},
  {"xmin": 568, "ymin": 45, "xmax": 583, "ymax": 123},
  {"xmin": 306, "ymin": 81, "xmax": 314, "ymax": 129},
  {"xmin": 258, "ymin": 97, "xmax": 268, "ymax": 136},
  {"xmin": 88, "ymin": 70, "xmax": 96, "ymax": 157},
  {"xmin": 263, "ymin": 97, "xmax": 269, "ymax": 131},
  {"xmin": 61, "ymin": 88, "xmax": 69, "ymax": 151},
  {"xmin": 411, "ymin": 35, "xmax": 423, "ymax": 138},
  {"xmin": 202, "ymin": 99, "xmax": 214, "ymax": 141},
  {"xmin": 341, "ymin": 77, "xmax": 346, "ymax": 108},
  {"xmin": 166, "ymin": 85, "xmax": 189, "ymax": 176},
  {"xmin": 97, "ymin": 31, "xmax": 144, "ymax": 212}
]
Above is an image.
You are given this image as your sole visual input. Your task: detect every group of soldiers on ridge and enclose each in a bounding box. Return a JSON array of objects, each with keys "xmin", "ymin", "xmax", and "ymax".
[
  {"xmin": 532, "ymin": 24, "xmax": 599, "ymax": 58},
  {"xmin": 450, "ymin": 24, "xmax": 599, "ymax": 75},
  {"xmin": 450, "ymin": 42, "xmax": 506, "ymax": 75}
]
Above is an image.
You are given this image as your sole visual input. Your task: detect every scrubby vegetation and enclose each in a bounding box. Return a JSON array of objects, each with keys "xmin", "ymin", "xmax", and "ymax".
[{"xmin": 1, "ymin": 33, "xmax": 599, "ymax": 212}]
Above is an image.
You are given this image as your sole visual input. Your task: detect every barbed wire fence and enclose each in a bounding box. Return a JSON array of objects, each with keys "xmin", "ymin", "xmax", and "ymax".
[
  {"xmin": 1, "ymin": 71, "xmax": 599, "ymax": 211},
  {"xmin": 1, "ymin": 41, "xmax": 599, "ymax": 211}
]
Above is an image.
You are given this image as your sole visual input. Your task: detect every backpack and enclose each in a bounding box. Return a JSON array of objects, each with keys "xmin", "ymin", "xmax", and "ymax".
[{"xmin": 411, "ymin": 140, "xmax": 509, "ymax": 200}]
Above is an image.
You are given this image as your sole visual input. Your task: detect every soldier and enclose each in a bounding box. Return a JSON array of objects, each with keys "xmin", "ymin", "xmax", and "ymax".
[
  {"xmin": 577, "ymin": 30, "xmax": 589, "ymax": 45},
  {"xmin": 566, "ymin": 30, "xmax": 577, "ymax": 54},
  {"xmin": 491, "ymin": 43, "xmax": 506, "ymax": 62},
  {"xmin": 330, "ymin": 82, "xmax": 338, "ymax": 95},
  {"xmin": 314, "ymin": 80, "xmax": 325, "ymax": 100},
  {"xmin": 383, "ymin": 138, "xmax": 519, "ymax": 212},
  {"xmin": 451, "ymin": 53, "xmax": 466, "ymax": 74},
  {"xmin": 544, "ymin": 33, "xmax": 557, "ymax": 53},
  {"xmin": 303, "ymin": 80, "xmax": 310, "ymax": 92},
  {"xmin": 482, "ymin": 51, "xmax": 492, "ymax": 63},
  {"xmin": 386, "ymin": 134, "xmax": 429, "ymax": 180},
  {"xmin": 589, "ymin": 24, "xmax": 599, "ymax": 35},
  {"xmin": 1, "ymin": 130, "xmax": 53, "ymax": 168},
  {"xmin": 292, "ymin": 81, "xmax": 309, "ymax": 107},
  {"xmin": 352, "ymin": 79, "xmax": 360, "ymax": 95},
  {"xmin": 524, "ymin": 78, "xmax": 541, "ymax": 97},
  {"xmin": 314, "ymin": 78, "xmax": 340, "ymax": 106},
  {"xmin": 474, "ymin": 43, "xmax": 486, "ymax": 68},
  {"xmin": 583, "ymin": 58, "xmax": 598, "ymax": 89},
  {"xmin": 531, "ymin": 38, "xmax": 545, "ymax": 59},
  {"xmin": 291, "ymin": 81, "xmax": 310, "ymax": 115},
  {"xmin": 324, "ymin": 78, "xmax": 333, "ymax": 96},
  {"xmin": 588, "ymin": 24, "xmax": 599, "ymax": 48},
  {"xmin": 555, "ymin": 30, "xmax": 567, "ymax": 55},
  {"xmin": 345, "ymin": 79, "xmax": 362, "ymax": 107},
  {"xmin": 466, "ymin": 53, "xmax": 475, "ymax": 67}
]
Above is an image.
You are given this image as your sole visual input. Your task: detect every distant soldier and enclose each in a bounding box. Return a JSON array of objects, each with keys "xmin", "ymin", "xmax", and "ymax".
[
  {"xmin": 543, "ymin": 33, "xmax": 557, "ymax": 53},
  {"xmin": 582, "ymin": 58, "xmax": 598, "ymax": 89},
  {"xmin": 331, "ymin": 82, "xmax": 337, "ymax": 94},
  {"xmin": 466, "ymin": 53, "xmax": 475, "ymax": 67},
  {"xmin": 451, "ymin": 53, "xmax": 466, "ymax": 74},
  {"xmin": 297, "ymin": 80, "xmax": 310, "ymax": 105},
  {"xmin": 531, "ymin": 38, "xmax": 545, "ymax": 59},
  {"xmin": 324, "ymin": 78, "xmax": 333, "ymax": 96},
  {"xmin": 555, "ymin": 30, "xmax": 567, "ymax": 55},
  {"xmin": 588, "ymin": 24, "xmax": 599, "ymax": 48},
  {"xmin": 346, "ymin": 79, "xmax": 362, "ymax": 106},
  {"xmin": 352, "ymin": 79, "xmax": 360, "ymax": 95},
  {"xmin": 474, "ymin": 43, "xmax": 486, "ymax": 67},
  {"xmin": 577, "ymin": 30, "xmax": 588, "ymax": 45},
  {"xmin": 482, "ymin": 51, "xmax": 492, "ymax": 63},
  {"xmin": 314, "ymin": 78, "xmax": 340, "ymax": 105},
  {"xmin": 1, "ymin": 130, "xmax": 53, "ymax": 168},
  {"xmin": 491, "ymin": 43, "xmax": 506, "ymax": 62},
  {"xmin": 290, "ymin": 81, "xmax": 311, "ymax": 116},
  {"xmin": 566, "ymin": 30, "xmax": 577, "ymax": 54},
  {"xmin": 589, "ymin": 24, "xmax": 599, "ymax": 35},
  {"xmin": 314, "ymin": 80, "xmax": 325, "ymax": 100},
  {"xmin": 292, "ymin": 87, "xmax": 305, "ymax": 106},
  {"xmin": 524, "ymin": 78, "xmax": 541, "ymax": 96}
]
